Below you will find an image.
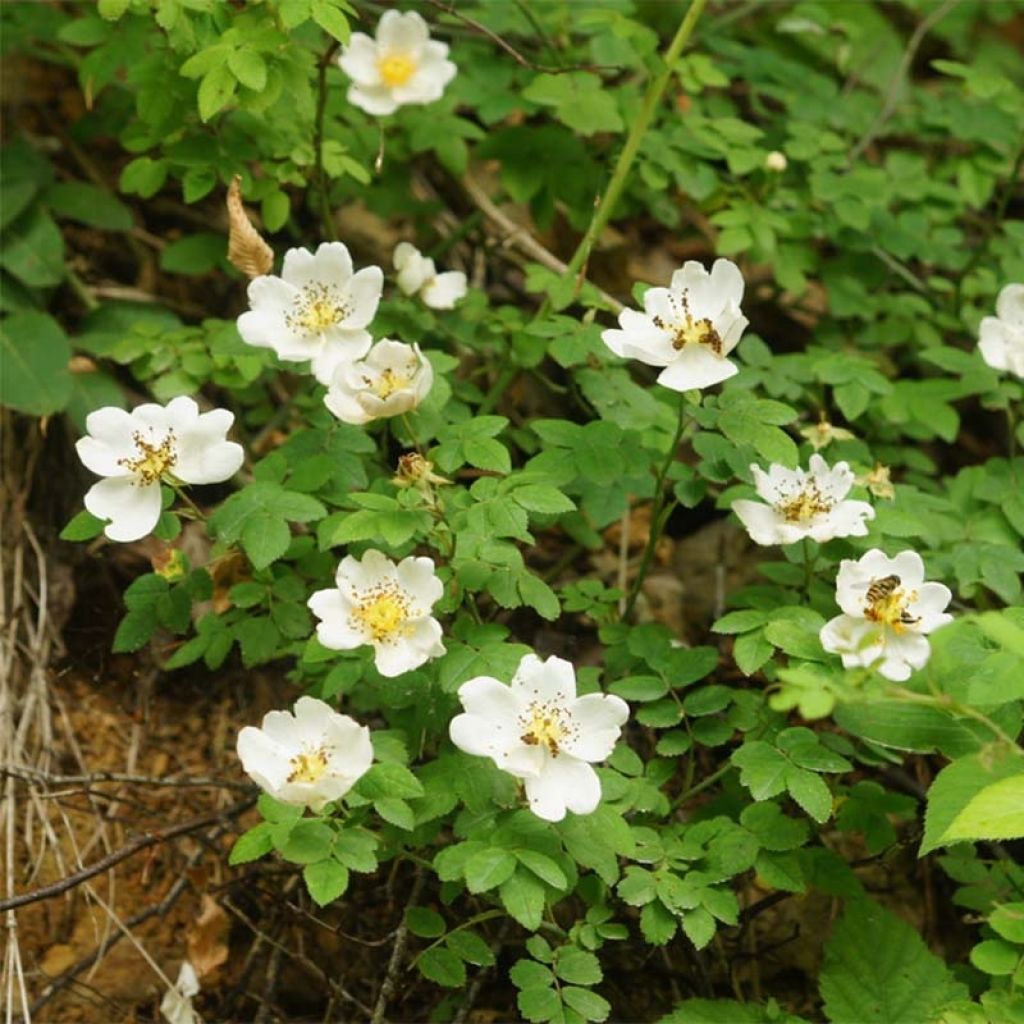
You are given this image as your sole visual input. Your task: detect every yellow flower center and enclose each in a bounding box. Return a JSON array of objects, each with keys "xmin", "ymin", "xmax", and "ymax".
[
  {"xmin": 352, "ymin": 587, "xmax": 411, "ymax": 644},
  {"xmin": 652, "ymin": 293, "xmax": 724, "ymax": 355},
  {"xmin": 777, "ymin": 484, "xmax": 832, "ymax": 524},
  {"xmin": 378, "ymin": 52, "xmax": 417, "ymax": 87},
  {"xmin": 863, "ymin": 575, "xmax": 920, "ymax": 634},
  {"xmin": 288, "ymin": 747, "xmax": 330, "ymax": 784},
  {"xmin": 372, "ymin": 367, "xmax": 412, "ymax": 400},
  {"xmin": 287, "ymin": 283, "xmax": 348, "ymax": 335},
  {"xmin": 118, "ymin": 430, "xmax": 177, "ymax": 485},
  {"xmin": 519, "ymin": 702, "xmax": 572, "ymax": 758}
]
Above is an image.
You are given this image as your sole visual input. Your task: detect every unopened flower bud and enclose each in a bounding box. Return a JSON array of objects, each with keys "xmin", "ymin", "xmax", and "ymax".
[
  {"xmin": 765, "ymin": 151, "xmax": 788, "ymax": 172},
  {"xmin": 393, "ymin": 453, "xmax": 450, "ymax": 489}
]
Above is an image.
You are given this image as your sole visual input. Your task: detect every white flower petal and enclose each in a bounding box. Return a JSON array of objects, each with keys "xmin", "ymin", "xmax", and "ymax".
[
  {"xmin": 421, "ymin": 271, "xmax": 467, "ymax": 309},
  {"xmin": 564, "ymin": 694, "xmax": 629, "ymax": 762},
  {"xmin": 996, "ymin": 282, "xmax": 1024, "ymax": 327},
  {"xmin": 308, "ymin": 589, "xmax": 362, "ymax": 650},
  {"xmin": 732, "ymin": 500, "xmax": 789, "ymax": 546},
  {"xmin": 396, "ymin": 556, "xmax": 444, "ymax": 610},
  {"xmin": 174, "ymin": 409, "xmax": 243, "ymax": 484},
  {"xmin": 524, "ymin": 756, "xmax": 601, "ymax": 822},
  {"xmin": 511, "ymin": 653, "xmax": 576, "ymax": 706},
  {"xmin": 656, "ymin": 346, "xmax": 738, "ymax": 392},
  {"xmin": 85, "ymin": 477, "xmax": 163, "ymax": 542},
  {"xmin": 341, "ymin": 265, "xmax": 384, "ymax": 330},
  {"xmin": 337, "ymin": 33, "xmax": 382, "ymax": 86},
  {"xmin": 347, "ymin": 83, "xmax": 400, "ymax": 116},
  {"xmin": 377, "ymin": 9, "xmax": 429, "ymax": 53}
]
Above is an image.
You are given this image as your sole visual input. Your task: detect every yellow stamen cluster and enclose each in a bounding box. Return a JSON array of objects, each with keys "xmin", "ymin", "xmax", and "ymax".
[
  {"xmin": 378, "ymin": 52, "xmax": 417, "ymax": 87},
  {"xmin": 352, "ymin": 585, "xmax": 412, "ymax": 643},
  {"xmin": 519, "ymin": 701, "xmax": 572, "ymax": 758},
  {"xmin": 287, "ymin": 283, "xmax": 348, "ymax": 335},
  {"xmin": 119, "ymin": 430, "xmax": 177, "ymax": 485},
  {"xmin": 371, "ymin": 367, "xmax": 412, "ymax": 400},
  {"xmin": 287, "ymin": 747, "xmax": 330, "ymax": 784},
  {"xmin": 776, "ymin": 484, "xmax": 832, "ymax": 524},
  {"xmin": 652, "ymin": 292, "xmax": 723, "ymax": 355}
]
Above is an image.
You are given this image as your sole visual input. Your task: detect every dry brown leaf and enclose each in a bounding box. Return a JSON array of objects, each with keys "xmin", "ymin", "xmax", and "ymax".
[
  {"xmin": 186, "ymin": 894, "xmax": 229, "ymax": 979},
  {"xmin": 226, "ymin": 175, "xmax": 273, "ymax": 278}
]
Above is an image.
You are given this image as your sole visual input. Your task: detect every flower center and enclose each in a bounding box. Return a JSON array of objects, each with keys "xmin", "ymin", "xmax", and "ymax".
[
  {"xmin": 652, "ymin": 293, "xmax": 723, "ymax": 355},
  {"xmin": 776, "ymin": 484, "xmax": 833, "ymax": 524},
  {"xmin": 287, "ymin": 284, "xmax": 348, "ymax": 335},
  {"xmin": 378, "ymin": 52, "xmax": 416, "ymax": 87},
  {"xmin": 288, "ymin": 747, "xmax": 330, "ymax": 784},
  {"xmin": 863, "ymin": 575, "xmax": 920, "ymax": 634},
  {"xmin": 372, "ymin": 367, "xmax": 412, "ymax": 399},
  {"xmin": 519, "ymin": 701, "xmax": 572, "ymax": 758},
  {"xmin": 352, "ymin": 586, "xmax": 412, "ymax": 644},
  {"xmin": 118, "ymin": 430, "xmax": 177, "ymax": 485}
]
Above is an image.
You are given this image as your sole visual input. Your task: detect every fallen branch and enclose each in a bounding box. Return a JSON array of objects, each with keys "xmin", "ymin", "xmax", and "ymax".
[
  {"xmin": 0, "ymin": 796, "xmax": 255, "ymax": 912},
  {"xmin": 3, "ymin": 764, "xmax": 254, "ymax": 792}
]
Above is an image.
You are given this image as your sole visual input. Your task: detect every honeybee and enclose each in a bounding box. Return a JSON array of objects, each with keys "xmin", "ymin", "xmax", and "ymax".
[
  {"xmin": 864, "ymin": 574, "xmax": 901, "ymax": 604},
  {"xmin": 861, "ymin": 574, "xmax": 921, "ymax": 627}
]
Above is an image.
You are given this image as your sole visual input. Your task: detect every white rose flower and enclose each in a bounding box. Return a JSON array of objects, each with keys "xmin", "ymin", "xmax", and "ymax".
[
  {"xmin": 731, "ymin": 454, "xmax": 875, "ymax": 546},
  {"xmin": 337, "ymin": 10, "xmax": 457, "ymax": 117},
  {"xmin": 819, "ymin": 549, "xmax": 953, "ymax": 682},
  {"xmin": 978, "ymin": 282, "xmax": 1024, "ymax": 378},
  {"xmin": 308, "ymin": 550, "xmax": 445, "ymax": 677},
  {"xmin": 602, "ymin": 258, "xmax": 749, "ymax": 392},
  {"xmin": 393, "ymin": 242, "xmax": 467, "ymax": 310},
  {"xmin": 324, "ymin": 339, "xmax": 434, "ymax": 425},
  {"xmin": 75, "ymin": 397, "xmax": 243, "ymax": 543},
  {"xmin": 236, "ymin": 696, "xmax": 373, "ymax": 812},
  {"xmin": 237, "ymin": 242, "xmax": 383, "ymax": 384},
  {"xmin": 449, "ymin": 653, "xmax": 629, "ymax": 823}
]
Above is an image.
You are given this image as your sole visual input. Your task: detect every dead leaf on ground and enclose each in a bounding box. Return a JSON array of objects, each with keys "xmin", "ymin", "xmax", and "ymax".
[{"xmin": 186, "ymin": 894, "xmax": 229, "ymax": 980}]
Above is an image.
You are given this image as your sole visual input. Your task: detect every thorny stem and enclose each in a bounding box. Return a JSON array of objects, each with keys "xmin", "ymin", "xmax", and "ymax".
[
  {"xmin": 622, "ymin": 396, "xmax": 688, "ymax": 622},
  {"xmin": 552, "ymin": 0, "xmax": 708, "ymax": 310},
  {"xmin": 314, "ymin": 41, "xmax": 342, "ymax": 241}
]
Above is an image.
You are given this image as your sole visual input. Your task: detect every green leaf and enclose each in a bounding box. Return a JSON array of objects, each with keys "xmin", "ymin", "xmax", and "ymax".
[
  {"xmin": 45, "ymin": 182, "xmax": 132, "ymax": 231},
  {"xmin": 517, "ymin": 985, "xmax": 560, "ymax": 1023},
  {"xmin": 405, "ymin": 906, "xmax": 446, "ymax": 938},
  {"xmin": 465, "ymin": 847, "xmax": 518, "ymax": 894},
  {"xmin": 119, "ymin": 156, "xmax": 168, "ymax": 198},
  {"xmin": 500, "ymin": 870, "xmax": 546, "ymax": 930},
  {"xmin": 819, "ymin": 900, "xmax": 966, "ymax": 1023},
  {"xmin": 562, "ymin": 986, "xmax": 611, "ymax": 1021},
  {"xmin": 515, "ymin": 849, "xmax": 568, "ymax": 890},
  {"xmin": 921, "ymin": 747, "xmax": 1024, "ymax": 854},
  {"xmin": 234, "ymin": 616, "xmax": 282, "ymax": 666},
  {"xmin": 357, "ymin": 762, "xmax": 423, "ymax": 800},
  {"xmin": 60, "ymin": 509, "xmax": 106, "ymax": 542},
  {"xmin": 523, "ymin": 72, "xmax": 624, "ymax": 136},
  {"xmin": 970, "ymin": 939, "xmax": 1020, "ymax": 976},
  {"xmin": 513, "ymin": 484, "xmax": 576, "ymax": 514},
  {"xmin": 228, "ymin": 48, "xmax": 267, "ymax": 91},
  {"xmin": 374, "ymin": 797, "xmax": 414, "ymax": 830},
  {"xmin": 311, "ymin": 0, "xmax": 351, "ymax": 42},
  {"xmin": 446, "ymin": 929, "xmax": 495, "ymax": 966},
  {"xmin": 418, "ymin": 947, "xmax": 466, "ymax": 988},
  {"xmin": 1, "ymin": 208, "xmax": 65, "ymax": 288},
  {"xmin": 241, "ymin": 514, "xmax": 292, "ymax": 569},
  {"xmin": 112, "ymin": 610, "xmax": 157, "ymax": 653},
  {"xmin": 554, "ymin": 948, "xmax": 602, "ymax": 985},
  {"xmin": 278, "ymin": 820, "xmax": 334, "ymax": 864},
  {"xmin": 198, "ymin": 64, "xmax": 238, "ymax": 122},
  {"xmin": 228, "ymin": 822, "xmax": 274, "ymax": 865},
  {"xmin": 303, "ymin": 858, "xmax": 349, "ymax": 905}
]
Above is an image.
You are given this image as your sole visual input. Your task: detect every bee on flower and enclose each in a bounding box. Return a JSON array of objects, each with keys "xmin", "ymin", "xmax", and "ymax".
[
  {"xmin": 337, "ymin": 10, "xmax": 457, "ymax": 117},
  {"xmin": 75, "ymin": 397, "xmax": 244, "ymax": 542},
  {"xmin": 819, "ymin": 549, "xmax": 953, "ymax": 682},
  {"xmin": 308, "ymin": 550, "xmax": 445, "ymax": 677},
  {"xmin": 449, "ymin": 654, "xmax": 629, "ymax": 822},
  {"xmin": 731, "ymin": 455, "xmax": 875, "ymax": 546},
  {"xmin": 602, "ymin": 258, "xmax": 749, "ymax": 393}
]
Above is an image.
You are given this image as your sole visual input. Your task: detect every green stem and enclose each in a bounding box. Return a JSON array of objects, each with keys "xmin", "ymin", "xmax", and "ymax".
[
  {"xmin": 622, "ymin": 397, "xmax": 688, "ymax": 621},
  {"xmin": 478, "ymin": 366, "xmax": 518, "ymax": 416},
  {"xmin": 888, "ymin": 687, "xmax": 1023, "ymax": 750},
  {"xmin": 672, "ymin": 762, "xmax": 733, "ymax": 810},
  {"xmin": 801, "ymin": 537, "xmax": 815, "ymax": 598},
  {"xmin": 552, "ymin": 0, "xmax": 708, "ymax": 309}
]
